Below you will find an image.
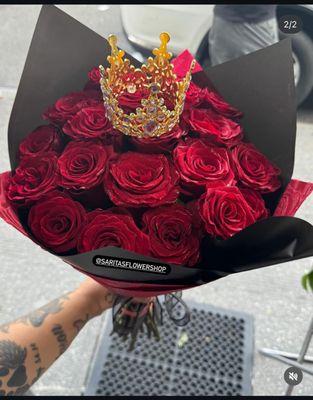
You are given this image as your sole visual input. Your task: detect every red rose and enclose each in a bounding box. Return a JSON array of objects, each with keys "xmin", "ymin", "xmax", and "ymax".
[
  {"xmin": 104, "ymin": 152, "xmax": 179, "ymax": 208},
  {"xmin": 84, "ymin": 67, "xmax": 101, "ymax": 90},
  {"xmin": 174, "ymin": 138, "xmax": 236, "ymax": 196},
  {"xmin": 118, "ymin": 89, "xmax": 149, "ymax": 112},
  {"xmin": 203, "ymin": 89, "xmax": 243, "ymax": 119},
  {"xmin": 28, "ymin": 191, "xmax": 86, "ymax": 253},
  {"xmin": 19, "ymin": 125, "xmax": 62, "ymax": 158},
  {"xmin": 77, "ymin": 209, "xmax": 149, "ymax": 254},
  {"xmin": 63, "ymin": 104, "xmax": 113, "ymax": 140},
  {"xmin": 0, "ymin": 171, "xmax": 26, "ymax": 235},
  {"xmin": 131, "ymin": 126, "xmax": 187, "ymax": 153},
  {"xmin": 184, "ymin": 82, "xmax": 207, "ymax": 108},
  {"xmin": 89, "ymin": 67, "xmax": 101, "ymax": 83},
  {"xmin": 85, "ymin": 208, "xmax": 107, "ymax": 222},
  {"xmin": 189, "ymin": 108, "xmax": 243, "ymax": 146},
  {"xmin": 43, "ymin": 91, "xmax": 100, "ymax": 126},
  {"xmin": 58, "ymin": 140, "xmax": 113, "ymax": 191},
  {"xmin": 142, "ymin": 204, "xmax": 201, "ymax": 266},
  {"xmin": 7, "ymin": 153, "xmax": 58, "ymax": 205},
  {"xmin": 231, "ymin": 142, "xmax": 281, "ymax": 193},
  {"xmin": 118, "ymin": 87, "xmax": 174, "ymax": 111},
  {"xmin": 240, "ymin": 188, "xmax": 269, "ymax": 220},
  {"xmin": 199, "ymin": 186, "xmax": 255, "ymax": 239}
]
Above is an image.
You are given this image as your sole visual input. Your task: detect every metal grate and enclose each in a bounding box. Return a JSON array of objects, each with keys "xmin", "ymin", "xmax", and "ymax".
[{"xmin": 84, "ymin": 302, "xmax": 254, "ymax": 396}]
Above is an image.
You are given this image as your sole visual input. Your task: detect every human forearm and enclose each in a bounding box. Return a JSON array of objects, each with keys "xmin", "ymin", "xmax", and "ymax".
[{"xmin": 0, "ymin": 279, "xmax": 115, "ymax": 396}]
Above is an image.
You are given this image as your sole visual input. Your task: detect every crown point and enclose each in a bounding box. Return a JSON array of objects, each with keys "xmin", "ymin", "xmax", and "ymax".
[
  {"xmin": 108, "ymin": 34, "xmax": 117, "ymax": 47},
  {"xmin": 160, "ymin": 32, "xmax": 170, "ymax": 44}
]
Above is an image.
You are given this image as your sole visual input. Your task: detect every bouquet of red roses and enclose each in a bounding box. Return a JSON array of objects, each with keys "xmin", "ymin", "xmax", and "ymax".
[{"xmin": 1, "ymin": 6, "xmax": 313, "ymax": 348}]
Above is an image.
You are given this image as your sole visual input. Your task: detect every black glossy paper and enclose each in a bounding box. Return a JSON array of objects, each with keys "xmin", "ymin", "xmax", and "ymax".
[{"xmin": 7, "ymin": 5, "xmax": 313, "ymax": 287}]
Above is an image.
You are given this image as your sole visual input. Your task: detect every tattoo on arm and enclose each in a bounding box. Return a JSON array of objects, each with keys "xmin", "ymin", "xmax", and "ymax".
[
  {"xmin": 15, "ymin": 292, "xmax": 72, "ymax": 328},
  {"xmin": 30, "ymin": 343, "xmax": 41, "ymax": 365},
  {"xmin": 52, "ymin": 324, "xmax": 68, "ymax": 357},
  {"xmin": 0, "ymin": 340, "xmax": 45, "ymax": 396},
  {"xmin": 73, "ymin": 313, "xmax": 90, "ymax": 333},
  {"xmin": 0, "ymin": 340, "xmax": 28, "ymax": 396}
]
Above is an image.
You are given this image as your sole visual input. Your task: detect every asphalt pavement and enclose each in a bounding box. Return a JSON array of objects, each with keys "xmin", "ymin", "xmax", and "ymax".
[{"xmin": 0, "ymin": 5, "xmax": 312, "ymax": 396}]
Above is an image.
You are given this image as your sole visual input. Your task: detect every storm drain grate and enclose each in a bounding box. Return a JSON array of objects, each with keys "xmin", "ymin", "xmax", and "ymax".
[{"xmin": 84, "ymin": 302, "xmax": 254, "ymax": 396}]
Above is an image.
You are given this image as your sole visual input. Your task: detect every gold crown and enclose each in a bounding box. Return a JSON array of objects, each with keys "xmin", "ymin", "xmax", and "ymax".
[{"xmin": 99, "ymin": 32, "xmax": 195, "ymax": 138}]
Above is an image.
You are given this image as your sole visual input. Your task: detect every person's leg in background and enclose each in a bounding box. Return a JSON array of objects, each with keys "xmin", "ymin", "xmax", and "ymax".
[{"xmin": 209, "ymin": 7, "xmax": 279, "ymax": 66}]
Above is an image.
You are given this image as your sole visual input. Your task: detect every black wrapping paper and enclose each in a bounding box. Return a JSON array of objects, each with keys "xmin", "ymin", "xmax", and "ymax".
[{"xmin": 7, "ymin": 5, "xmax": 313, "ymax": 288}]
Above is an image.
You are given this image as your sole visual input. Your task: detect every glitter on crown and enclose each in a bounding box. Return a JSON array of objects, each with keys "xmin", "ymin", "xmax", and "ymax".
[{"xmin": 99, "ymin": 32, "xmax": 195, "ymax": 138}]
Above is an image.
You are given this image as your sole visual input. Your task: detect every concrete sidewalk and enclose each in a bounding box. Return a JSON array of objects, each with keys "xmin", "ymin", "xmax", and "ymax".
[{"xmin": 0, "ymin": 5, "xmax": 313, "ymax": 396}]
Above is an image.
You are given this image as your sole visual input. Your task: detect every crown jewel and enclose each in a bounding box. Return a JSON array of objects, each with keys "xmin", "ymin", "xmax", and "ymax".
[{"xmin": 99, "ymin": 32, "xmax": 195, "ymax": 138}]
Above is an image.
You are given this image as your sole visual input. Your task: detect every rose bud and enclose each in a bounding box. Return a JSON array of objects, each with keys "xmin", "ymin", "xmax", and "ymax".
[
  {"xmin": 203, "ymin": 89, "xmax": 243, "ymax": 119},
  {"xmin": 84, "ymin": 66, "xmax": 101, "ymax": 91},
  {"xmin": 28, "ymin": 191, "xmax": 86, "ymax": 253},
  {"xmin": 19, "ymin": 125, "xmax": 63, "ymax": 158},
  {"xmin": 189, "ymin": 108, "xmax": 243, "ymax": 147},
  {"xmin": 104, "ymin": 152, "xmax": 179, "ymax": 208},
  {"xmin": 43, "ymin": 91, "xmax": 100, "ymax": 126},
  {"xmin": 199, "ymin": 186, "xmax": 255, "ymax": 239},
  {"xmin": 231, "ymin": 142, "xmax": 281, "ymax": 193},
  {"xmin": 240, "ymin": 188, "xmax": 269, "ymax": 220},
  {"xmin": 89, "ymin": 67, "xmax": 101, "ymax": 83},
  {"xmin": 174, "ymin": 138, "xmax": 236, "ymax": 196},
  {"xmin": 131, "ymin": 125, "xmax": 188, "ymax": 154},
  {"xmin": 77, "ymin": 209, "xmax": 149, "ymax": 254},
  {"xmin": 142, "ymin": 204, "xmax": 201, "ymax": 266},
  {"xmin": 63, "ymin": 104, "xmax": 113, "ymax": 140},
  {"xmin": 7, "ymin": 153, "xmax": 58, "ymax": 206},
  {"xmin": 58, "ymin": 140, "xmax": 114, "ymax": 191}
]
